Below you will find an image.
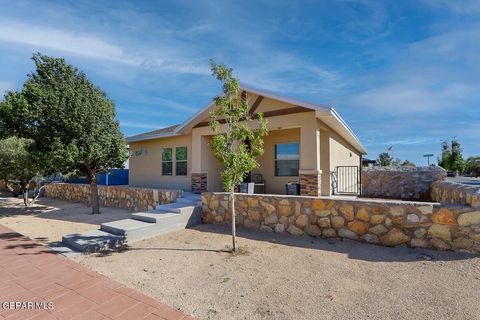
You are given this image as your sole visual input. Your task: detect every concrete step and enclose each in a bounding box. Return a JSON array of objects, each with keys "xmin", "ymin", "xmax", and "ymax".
[
  {"xmin": 100, "ymin": 219, "xmax": 158, "ymax": 242},
  {"xmin": 175, "ymin": 197, "xmax": 202, "ymax": 206},
  {"xmin": 182, "ymin": 195, "xmax": 202, "ymax": 201},
  {"xmin": 132, "ymin": 207, "xmax": 202, "ymax": 228},
  {"xmin": 177, "ymin": 206, "xmax": 202, "ymax": 228},
  {"xmin": 155, "ymin": 202, "xmax": 196, "ymax": 213},
  {"xmin": 62, "ymin": 230, "xmax": 125, "ymax": 253},
  {"xmin": 183, "ymin": 191, "xmax": 202, "ymax": 199},
  {"xmin": 131, "ymin": 211, "xmax": 179, "ymax": 223},
  {"xmin": 100, "ymin": 218, "xmax": 193, "ymax": 243},
  {"xmin": 100, "ymin": 219, "xmax": 154, "ymax": 235},
  {"xmin": 48, "ymin": 241, "xmax": 82, "ymax": 258},
  {"xmin": 131, "ymin": 212, "xmax": 194, "ymax": 234}
]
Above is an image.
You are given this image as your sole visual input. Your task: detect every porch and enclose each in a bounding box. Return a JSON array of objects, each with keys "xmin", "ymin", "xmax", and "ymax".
[{"xmin": 190, "ymin": 120, "xmax": 359, "ymax": 196}]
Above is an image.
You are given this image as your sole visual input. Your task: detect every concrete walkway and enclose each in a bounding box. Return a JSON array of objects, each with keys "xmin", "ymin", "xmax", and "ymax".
[{"xmin": 0, "ymin": 225, "xmax": 194, "ymax": 320}]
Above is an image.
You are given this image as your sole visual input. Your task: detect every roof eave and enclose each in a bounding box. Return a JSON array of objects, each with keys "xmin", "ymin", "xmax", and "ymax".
[
  {"xmin": 126, "ymin": 132, "xmax": 180, "ymax": 143},
  {"xmin": 316, "ymin": 109, "xmax": 368, "ymax": 155}
]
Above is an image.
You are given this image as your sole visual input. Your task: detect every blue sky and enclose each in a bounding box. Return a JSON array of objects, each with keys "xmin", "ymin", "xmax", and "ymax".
[{"xmin": 0, "ymin": 0, "xmax": 479, "ymax": 164}]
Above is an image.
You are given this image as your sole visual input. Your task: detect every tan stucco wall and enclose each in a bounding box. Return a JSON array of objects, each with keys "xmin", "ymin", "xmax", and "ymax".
[
  {"xmin": 328, "ymin": 127, "xmax": 361, "ymax": 195},
  {"xmin": 320, "ymin": 129, "xmax": 331, "ymax": 196},
  {"xmin": 201, "ymin": 135, "xmax": 225, "ymax": 192},
  {"xmin": 128, "ymin": 134, "xmax": 192, "ymax": 191},
  {"xmin": 329, "ymin": 129, "xmax": 361, "ymax": 171},
  {"xmin": 317, "ymin": 119, "xmax": 361, "ymax": 195},
  {"xmin": 252, "ymin": 128, "xmax": 301, "ymax": 194}
]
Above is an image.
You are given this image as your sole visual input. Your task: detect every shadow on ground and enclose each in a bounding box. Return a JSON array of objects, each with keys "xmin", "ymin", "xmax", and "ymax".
[
  {"xmin": 0, "ymin": 231, "xmax": 56, "ymax": 255},
  {"xmin": 0, "ymin": 191, "xmax": 132, "ymax": 224},
  {"xmin": 187, "ymin": 223, "xmax": 478, "ymax": 263}
]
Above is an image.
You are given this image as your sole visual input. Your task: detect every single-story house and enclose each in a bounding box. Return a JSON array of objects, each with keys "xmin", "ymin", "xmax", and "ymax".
[{"xmin": 127, "ymin": 85, "xmax": 367, "ymax": 196}]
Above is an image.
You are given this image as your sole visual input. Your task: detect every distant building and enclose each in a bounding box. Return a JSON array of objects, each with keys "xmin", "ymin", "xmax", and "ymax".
[{"xmin": 362, "ymin": 158, "xmax": 377, "ymax": 167}]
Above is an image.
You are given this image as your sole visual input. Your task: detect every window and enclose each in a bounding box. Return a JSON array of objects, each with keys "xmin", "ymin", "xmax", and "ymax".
[
  {"xmin": 175, "ymin": 146, "xmax": 188, "ymax": 176},
  {"xmin": 275, "ymin": 142, "xmax": 299, "ymax": 176},
  {"xmin": 162, "ymin": 148, "xmax": 173, "ymax": 175}
]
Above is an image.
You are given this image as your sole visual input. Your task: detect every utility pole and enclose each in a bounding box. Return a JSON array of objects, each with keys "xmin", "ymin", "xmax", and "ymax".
[{"xmin": 423, "ymin": 154, "xmax": 434, "ymax": 166}]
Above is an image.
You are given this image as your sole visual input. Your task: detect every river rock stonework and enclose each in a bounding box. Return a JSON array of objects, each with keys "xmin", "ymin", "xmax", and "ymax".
[
  {"xmin": 361, "ymin": 166, "xmax": 446, "ymax": 200},
  {"xmin": 431, "ymin": 181, "xmax": 480, "ymax": 208},
  {"xmin": 202, "ymin": 192, "xmax": 480, "ymax": 254},
  {"xmin": 45, "ymin": 183, "xmax": 182, "ymax": 211}
]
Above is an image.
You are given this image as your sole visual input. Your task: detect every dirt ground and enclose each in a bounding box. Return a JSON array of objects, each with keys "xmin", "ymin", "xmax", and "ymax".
[
  {"xmin": 2, "ymin": 193, "xmax": 480, "ymax": 320},
  {"xmin": 74, "ymin": 224, "xmax": 480, "ymax": 320},
  {"xmin": 0, "ymin": 192, "xmax": 132, "ymax": 245}
]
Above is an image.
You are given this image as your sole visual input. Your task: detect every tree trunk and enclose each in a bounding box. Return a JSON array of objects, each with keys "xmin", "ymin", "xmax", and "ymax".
[
  {"xmin": 26, "ymin": 183, "xmax": 47, "ymax": 207},
  {"xmin": 89, "ymin": 174, "xmax": 100, "ymax": 214},
  {"xmin": 22, "ymin": 182, "xmax": 28, "ymax": 207},
  {"xmin": 230, "ymin": 188, "xmax": 236, "ymax": 252}
]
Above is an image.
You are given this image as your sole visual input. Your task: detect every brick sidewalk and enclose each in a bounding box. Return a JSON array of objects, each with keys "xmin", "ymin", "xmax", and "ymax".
[{"xmin": 0, "ymin": 225, "xmax": 194, "ymax": 320}]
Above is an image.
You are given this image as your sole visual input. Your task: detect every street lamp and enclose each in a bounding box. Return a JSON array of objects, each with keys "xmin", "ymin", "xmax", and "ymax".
[{"xmin": 423, "ymin": 154, "xmax": 434, "ymax": 166}]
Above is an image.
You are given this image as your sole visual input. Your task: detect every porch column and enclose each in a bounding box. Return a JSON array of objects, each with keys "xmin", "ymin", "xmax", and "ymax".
[
  {"xmin": 320, "ymin": 130, "xmax": 331, "ymax": 196},
  {"xmin": 191, "ymin": 133, "xmax": 208, "ymax": 193},
  {"xmin": 299, "ymin": 125, "xmax": 321, "ymax": 196}
]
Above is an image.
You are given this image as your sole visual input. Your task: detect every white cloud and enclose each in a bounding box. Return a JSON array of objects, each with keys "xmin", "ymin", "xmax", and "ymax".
[
  {"xmin": 423, "ymin": 0, "xmax": 480, "ymax": 14},
  {"xmin": 353, "ymin": 82, "xmax": 474, "ymax": 114},
  {"xmin": 117, "ymin": 101, "xmax": 196, "ymax": 118},
  {"xmin": 410, "ymin": 27, "xmax": 480, "ymax": 61},
  {"xmin": 364, "ymin": 136, "xmax": 436, "ymax": 147},
  {"xmin": 352, "ymin": 24, "xmax": 480, "ymax": 114},
  {"xmin": 235, "ymin": 50, "xmax": 344, "ymax": 99},
  {"xmin": 0, "ymin": 20, "xmax": 209, "ymax": 75},
  {"xmin": 0, "ymin": 21, "xmax": 138, "ymax": 64},
  {"xmin": 119, "ymin": 95, "xmax": 199, "ymax": 113},
  {"xmin": 120, "ymin": 120, "xmax": 164, "ymax": 130}
]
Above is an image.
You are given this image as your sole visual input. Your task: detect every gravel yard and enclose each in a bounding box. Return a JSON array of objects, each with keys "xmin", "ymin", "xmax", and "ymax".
[
  {"xmin": 0, "ymin": 192, "xmax": 132, "ymax": 245},
  {"xmin": 74, "ymin": 224, "xmax": 480, "ymax": 320}
]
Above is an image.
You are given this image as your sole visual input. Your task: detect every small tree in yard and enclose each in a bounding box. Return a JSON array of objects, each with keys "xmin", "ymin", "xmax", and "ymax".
[
  {"xmin": 208, "ymin": 61, "xmax": 268, "ymax": 252},
  {"xmin": 0, "ymin": 53, "xmax": 129, "ymax": 214},
  {"xmin": 0, "ymin": 137, "xmax": 42, "ymax": 204}
]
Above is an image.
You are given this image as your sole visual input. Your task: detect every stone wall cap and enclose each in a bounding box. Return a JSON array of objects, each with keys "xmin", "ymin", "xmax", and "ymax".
[
  {"xmin": 362, "ymin": 166, "xmax": 446, "ymax": 172},
  {"xmin": 48, "ymin": 183, "xmax": 182, "ymax": 193},
  {"xmin": 204, "ymin": 192, "xmax": 441, "ymax": 206}
]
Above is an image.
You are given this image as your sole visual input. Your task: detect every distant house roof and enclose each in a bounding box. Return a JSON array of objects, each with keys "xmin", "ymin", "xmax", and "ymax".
[{"xmin": 126, "ymin": 85, "xmax": 367, "ymax": 154}]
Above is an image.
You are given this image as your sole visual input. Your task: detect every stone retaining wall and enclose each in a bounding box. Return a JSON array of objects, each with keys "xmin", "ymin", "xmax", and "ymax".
[
  {"xmin": 431, "ymin": 181, "xmax": 480, "ymax": 208},
  {"xmin": 361, "ymin": 166, "xmax": 446, "ymax": 200},
  {"xmin": 202, "ymin": 192, "xmax": 480, "ymax": 254},
  {"xmin": 45, "ymin": 183, "xmax": 182, "ymax": 211}
]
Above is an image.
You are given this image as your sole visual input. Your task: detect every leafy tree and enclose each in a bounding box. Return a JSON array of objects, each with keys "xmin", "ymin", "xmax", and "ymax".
[
  {"xmin": 438, "ymin": 139, "xmax": 465, "ymax": 175},
  {"xmin": 392, "ymin": 157, "xmax": 402, "ymax": 166},
  {"xmin": 376, "ymin": 152, "xmax": 394, "ymax": 166},
  {"xmin": 0, "ymin": 137, "xmax": 41, "ymax": 203},
  {"xmin": 0, "ymin": 53, "xmax": 128, "ymax": 213},
  {"xmin": 465, "ymin": 156, "xmax": 480, "ymax": 177},
  {"xmin": 438, "ymin": 141, "xmax": 450, "ymax": 169},
  {"xmin": 208, "ymin": 60, "xmax": 268, "ymax": 252},
  {"xmin": 401, "ymin": 160, "xmax": 416, "ymax": 167},
  {"xmin": 450, "ymin": 140, "xmax": 465, "ymax": 173}
]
